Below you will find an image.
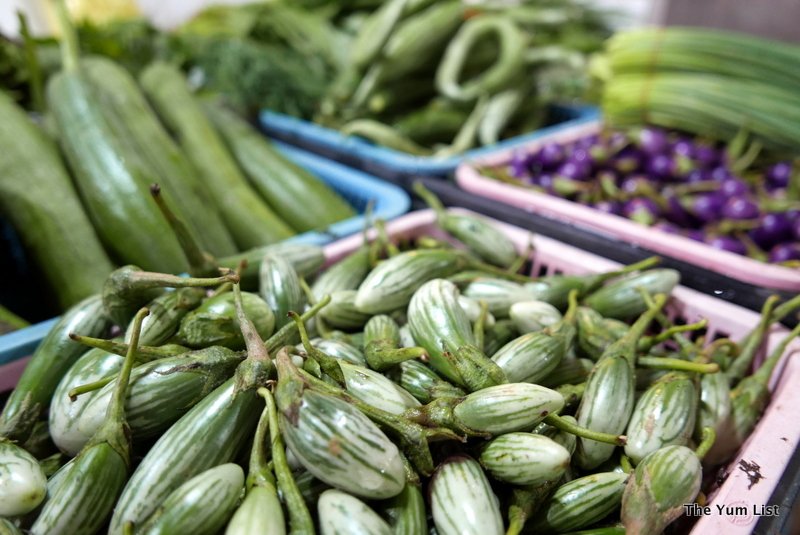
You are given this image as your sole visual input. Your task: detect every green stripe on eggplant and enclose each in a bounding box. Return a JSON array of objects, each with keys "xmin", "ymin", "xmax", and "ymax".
[
  {"xmin": 137, "ymin": 463, "xmax": 244, "ymax": 535},
  {"xmin": 387, "ymin": 360, "xmax": 465, "ymax": 404},
  {"xmin": 260, "ymin": 253, "xmax": 306, "ymax": 329},
  {"xmin": 278, "ymin": 390, "xmax": 404, "ymax": 500},
  {"xmin": 318, "ymin": 489, "xmax": 393, "ymax": 535},
  {"xmin": 311, "ymin": 247, "xmax": 371, "ymax": 299},
  {"xmin": 575, "ymin": 355, "xmax": 635, "ymax": 470},
  {"xmin": 319, "ymin": 290, "xmax": 372, "ymax": 330},
  {"xmin": 490, "ymin": 330, "xmax": 565, "ymax": 384},
  {"xmin": 0, "ymin": 440, "xmax": 47, "ymax": 516},
  {"xmin": 49, "ymin": 347, "xmax": 123, "ymax": 456},
  {"xmin": 177, "ymin": 292, "xmax": 274, "ymax": 350},
  {"xmin": 509, "ymin": 300, "xmax": 562, "ymax": 334},
  {"xmin": 463, "ymin": 278, "xmax": 540, "ymax": 318},
  {"xmin": 625, "ymin": 372, "xmax": 697, "ymax": 464},
  {"xmin": 0, "ymin": 295, "xmax": 111, "ymax": 442},
  {"xmin": 225, "ymin": 485, "xmax": 286, "ymax": 535},
  {"xmin": 219, "ymin": 242, "xmax": 325, "ymax": 290},
  {"xmin": 385, "ymin": 483, "xmax": 428, "ymax": 535},
  {"xmin": 479, "ymin": 432, "xmax": 570, "ymax": 486},
  {"xmin": 430, "ymin": 455, "xmax": 503, "ymax": 535},
  {"xmin": 532, "ymin": 472, "xmax": 628, "ymax": 533},
  {"xmin": 583, "ymin": 269, "xmax": 679, "ymax": 320},
  {"xmin": 339, "ymin": 361, "xmax": 421, "ymax": 415},
  {"xmin": 453, "ymin": 383, "xmax": 564, "ymax": 434},
  {"xmin": 108, "ymin": 378, "xmax": 260, "ymax": 533},
  {"xmin": 355, "ymin": 249, "xmax": 468, "ymax": 314},
  {"xmin": 407, "ymin": 279, "xmax": 474, "ymax": 383},
  {"xmin": 308, "ymin": 338, "xmax": 366, "ymax": 366},
  {"xmin": 124, "ymin": 288, "xmax": 204, "ymax": 347}
]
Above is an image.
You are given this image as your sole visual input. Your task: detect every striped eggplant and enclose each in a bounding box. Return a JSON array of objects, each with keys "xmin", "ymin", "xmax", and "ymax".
[
  {"xmin": 276, "ymin": 386, "xmax": 405, "ymax": 499},
  {"xmin": 364, "ymin": 315, "xmax": 426, "ymax": 371},
  {"xmin": 398, "ymin": 324, "xmax": 416, "ymax": 348},
  {"xmin": 576, "ymin": 307, "xmax": 628, "ymax": 361},
  {"xmin": 458, "ymin": 296, "xmax": 496, "ymax": 328},
  {"xmin": 387, "ymin": 359, "xmax": 465, "ymax": 404},
  {"xmin": 695, "ymin": 370, "xmax": 731, "ymax": 442},
  {"xmin": 30, "ymin": 309, "xmax": 148, "ymax": 535},
  {"xmin": 311, "ymin": 246, "xmax": 372, "ymax": 299},
  {"xmin": 575, "ymin": 355, "xmax": 634, "ymax": 470},
  {"xmin": 225, "ymin": 485, "xmax": 286, "ymax": 535},
  {"xmin": 531, "ymin": 472, "xmax": 628, "ymax": 533},
  {"xmin": 509, "ymin": 300, "xmax": 562, "ymax": 333},
  {"xmin": 260, "ymin": 253, "xmax": 305, "ymax": 329},
  {"xmin": 490, "ymin": 330, "xmax": 566, "ymax": 384},
  {"xmin": 482, "ymin": 319, "xmax": 519, "ymax": 356},
  {"xmin": 576, "ymin": 295, "xmax": 667, "ymax": 469},
  {"xmin": 220, "ymin": 242, "xmax": 325, "ymax": 290},
  {"xmin": 176, "ymin": 291, "xmax": 275, "ymax": 350},
  {"xmin": 625, "ymin": 372, "xmax": 698, "ymax": 464},
  {"xmin": 414, "ymin": 182, "xmax": 518, "ymax": 268},
  {"xmin": 319, "ymin": 290, "xmax": 372, "ymax": 330},
  {"xmin": 384, "ymin": 483, "xmax": 427, "ymax": 535},
  {"xmin": 339, "ymin": 361, "xmax": 421, "ymax": 415},
  {"xmin": 136, "ymin": 464, "xmax": 244, "ymax": 535},
  {"xmin": 354, "ymin": 249, "xmax": 468, "ymax": 314},
  {"xmin": 621, "ymin": 445, "xmax": 702, "ymax": 535},
  {"xmin": 705, "ymin": 323, "xmax": 800, "ymax": 466},
  {"xmin": 0, "ymin": 295, "xmax": 111, "ymax": 442},
  {"xmin": 0, "ymin": 518, "xmax": 22, "ymax": 535},
  {"xmin": 539, "ymin": 358, "xmax": 593, "ymax": 389},
  {"xmin": 309, "ymin": 338, "xmax": 366, "ymax": 366},
  {"xmin": 538, "ymin": 414, "xmax": 578, "ymax": 455},
  {"xmin": 75, "ymin": 347, "xmax": 243, "ymax": 446},
  {"xmin": 453, "ymin": 383, "xmax": 564, "ymax": 434},
  {"xmin": 0, "ymin": 440, "xmax": 47, "ymax": 516},
  {"xmin": 479, "ymin": 433, "xmax": 570, "ymax": 486},
  {"xmin": 49, "ymin": 347, "xmax": 124, "ymax": 456},
  {"xmin": 318, "ymin": 490, "xmax": 393, "ymax": 535},
  {"xmin": 109, "ymin": 373, "xmax": 263, "ymax": 533},
  {"xmin": 463, "ymin": 278, "xmax": 539, "ymax": 318},
  {"xmin": 431, "ymin": 456, "xmax": 503, "ymax": 535},
  {"xmin": 123, "ymin": 288, "xmax": 204, "ymax": 346},
  {"xmin": 583, "ymin": 269, "xmax": 679, "ymax": 320},
  {"xmin": 408, "ymin": 279, "xmax": 506, "ymax": 390},
  {"xmin": 102, "ymin": 266, "xmax": 236, "ymax": 327}
]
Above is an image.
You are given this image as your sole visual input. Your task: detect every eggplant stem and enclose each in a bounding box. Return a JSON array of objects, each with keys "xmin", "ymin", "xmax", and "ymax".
[{"xmin": 544, "ymin": 413, "xmax": 627, "ymax": 446}]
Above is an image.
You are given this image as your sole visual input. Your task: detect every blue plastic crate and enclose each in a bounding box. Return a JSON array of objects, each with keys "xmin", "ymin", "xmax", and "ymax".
[
  {"xmin": 259, "ymin": 104, "xmax": 600, "ymax": 183},
  {"xmin": 0, "ymin": 143, "xmax": 410, "ymax": 367}
]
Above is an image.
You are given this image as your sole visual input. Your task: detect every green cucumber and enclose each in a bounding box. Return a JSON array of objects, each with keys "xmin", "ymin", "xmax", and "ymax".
[{"xmin": 204, "ymin": 101, "xmax": 355, "ymax": 232}]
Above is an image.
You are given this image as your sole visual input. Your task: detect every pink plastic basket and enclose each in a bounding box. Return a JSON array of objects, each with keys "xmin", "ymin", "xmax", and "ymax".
[
  {"xmin": 328, "ymin": 209, "xmax": 800, "ymax": 534},
  {"xmin": 4, "ymin": 210, "xmax": 798, "ymax": 533},
  {"xmin": 455, "ymin": 120, "xmax": 800, "ymax": 292}
]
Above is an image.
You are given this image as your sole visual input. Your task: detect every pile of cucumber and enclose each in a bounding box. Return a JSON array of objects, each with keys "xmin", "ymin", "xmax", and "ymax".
[
  {"xmin": 1, "ymin": 186, "xmax": 798, "ymax": 535},
  {"xmin": 0, "ymin": 2, "xmax": 354, "ymax": 312}
]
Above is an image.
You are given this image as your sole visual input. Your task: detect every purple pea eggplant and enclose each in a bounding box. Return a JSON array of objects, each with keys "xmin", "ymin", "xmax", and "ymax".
[
  {"xmin": 749, "ymin": 212, "xmax": 793, "ymax": 249},
  {"xmin": 706, "ymin": 235, "xmax": 747, "ymax": 256},
  {"xmin": 595, "ymin": 200, "xmax": 623, "ymax": 215},
  {"xmin": 720, "ymin": 178, "xmax": 749, "ymax": 198},
  {"xmin": 623, "ymin": 198, "xmax": 660, "ymax": 226},
  {"xmin": 769, "ymin": 243, "xmax": 800, "ymax": 262},
  {"xmin": 721, "ymin": 197, "xmax": 760, "ymax": 220},
  {"xmin": 767, "ymin": 162, "xmax": 792, "ymax": 188},
  {"xmin": 693, "ymin": 144, "xmax": 719, "ymax": 168},
  {"xmin": 636, "ymin": 127, "xmax": 668, "ymax": 155},
  {"xmin": 539, "ymin": 142, "xmax": 566, "ymax": 168},
  {"xmin": 685, "ymin": 193, "xmax": 725, "ymax": 224}
]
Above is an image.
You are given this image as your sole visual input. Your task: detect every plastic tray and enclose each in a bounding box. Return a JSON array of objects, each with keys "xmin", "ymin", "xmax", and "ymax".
[
  {"xmin": 0, "ymin": 143, "xmax": 410, "ymax": 367},
  {"xmin": 326, "ymin": 210, "xmax": 799, "ymax": 534},
  {"xmin": 455, "ymin": 120, "xmax": 800, "ymax": 292},
  {"xmin": 2, "ymin": 209, "xmax": 798, "ymax": 534},
  {"xmin": 258, "ymin": 104, "xmax": 600, "ymax": 183}
]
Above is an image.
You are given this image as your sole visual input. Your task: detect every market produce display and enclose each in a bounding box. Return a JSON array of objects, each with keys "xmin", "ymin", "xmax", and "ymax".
[
  {"xmin": 485, "ymin": 125, "xmax": 800, "ymax": 264},
  {"xmin": 1, "ymin": 201, "xmax": 798, "ymax": 535},
  {"xmin": 0, "ymin": 2, "xmax": 356, "ymax": 314},
  {"xmin": 319, "ymin": 0, "xmax": 611, "ymax": 155}
]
